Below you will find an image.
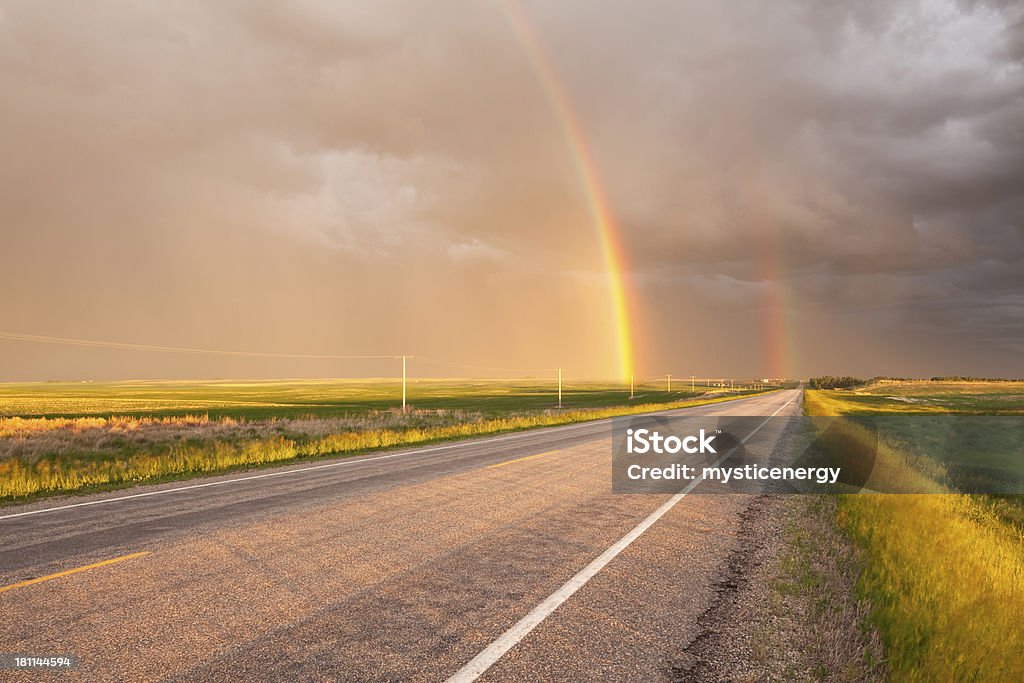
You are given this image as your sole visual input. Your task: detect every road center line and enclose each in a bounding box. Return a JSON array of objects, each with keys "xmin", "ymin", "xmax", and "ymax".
[
  {"xmin": 0, "ymin": 551, "xmax": 151, "ymax": 594},
  {"xmin": 444, "ymin": 392, "xmax": 798, "ymax": 683},
  {"xmin": 0, "ymin": 391, "xmax": 784, "ymax": 522},
  {"xmin": 487, "ymin": 450, "xmax": 560, "ymax": 469}
]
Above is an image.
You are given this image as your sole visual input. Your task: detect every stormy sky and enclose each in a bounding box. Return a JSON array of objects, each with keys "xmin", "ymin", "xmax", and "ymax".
[{"xmin": 1, "ymin": 0, "xmax": 1022, "ymax": 381}]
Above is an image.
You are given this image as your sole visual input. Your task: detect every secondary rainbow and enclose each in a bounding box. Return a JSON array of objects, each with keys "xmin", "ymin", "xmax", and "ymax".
[
  {"xmin": 757, "ymin": 230, "xmax": 795, "ymax": 380},
  {"xmin": 500, "ymin": 1, "xmax": 636, "ymax": 382}
]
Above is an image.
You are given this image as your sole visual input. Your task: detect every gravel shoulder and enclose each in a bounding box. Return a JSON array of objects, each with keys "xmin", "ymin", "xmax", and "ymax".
[{"xmin": 673, "ymin": 493, "xmax": 886, "ymax": 682}]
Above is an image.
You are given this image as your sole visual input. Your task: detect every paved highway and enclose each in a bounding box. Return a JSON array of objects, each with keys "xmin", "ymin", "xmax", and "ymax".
[{"xmin": 0, "ymin": 389, "xmax": 801, "ymax": 681}]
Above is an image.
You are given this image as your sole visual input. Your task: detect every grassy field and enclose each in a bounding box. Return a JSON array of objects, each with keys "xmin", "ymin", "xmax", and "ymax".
[
  {"xmin": 0, "ymin": 378, "xmax": 764, "ymax": 419},
  {"xmin": 805, "ymin": 382, "xmax": 1024, "ymax": 681},
  {"xmin": 0, "ymin": 378, "xmax": 774, "ymax": 502},
  {"xmin": 810, "ymin": 379, "xmax": 1024, "ymax": 415}
]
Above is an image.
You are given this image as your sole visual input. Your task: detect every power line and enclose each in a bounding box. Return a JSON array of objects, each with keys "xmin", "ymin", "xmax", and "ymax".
[
  {"xmin": 0, "ymin": 332, "xmax": 559, "ymax": 376},
  {"xmin": 0, "ymin": 331, "xmax": 399, "ymax": 360},
  {"xmin": 0, "ymin": 331, "xmax": 569, "ymax": 410}
]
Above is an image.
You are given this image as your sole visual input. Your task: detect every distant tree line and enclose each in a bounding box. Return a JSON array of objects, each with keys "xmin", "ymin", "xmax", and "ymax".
[
  {"xmin": 929, "ymin": 376, "xmax": 1022, "ymax": 382},
  {"xmin": 808, "ymin": 376, "xmax": 867, "ymax": 390},
  {"xmin": 809, "ymin": 376, "xmax": 1021, "ymax": 388}
]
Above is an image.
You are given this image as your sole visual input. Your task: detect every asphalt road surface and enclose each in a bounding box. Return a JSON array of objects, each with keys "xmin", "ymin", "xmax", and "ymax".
[{"xmin": 0, "ymin": 389, "xmax": 801, "ymax": 682}]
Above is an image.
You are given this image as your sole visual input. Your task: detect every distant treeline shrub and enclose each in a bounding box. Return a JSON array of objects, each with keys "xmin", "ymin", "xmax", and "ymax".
[
  {"xmin": 929, "ymin": 376, "xmax": 1023, "ymax": 382},
  {"xmin": 809, "ymin": 376, "xmax": 867, "ymax": 390}
]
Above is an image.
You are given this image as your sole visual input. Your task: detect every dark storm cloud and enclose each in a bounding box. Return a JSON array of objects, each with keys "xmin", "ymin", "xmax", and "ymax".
[
  {"xmin": 0, "ymin": 0, "xmax": 1021, "ymax": 378},
  {"xmin": 534, "ymin": 0, "xmax": 1023, "ymax": 373}
]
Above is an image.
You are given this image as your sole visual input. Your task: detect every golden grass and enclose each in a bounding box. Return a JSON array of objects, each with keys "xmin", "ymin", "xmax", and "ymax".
[
  {"xmin": 0, "ymin": 392, "xmax": 771, "ymax": 500},
  {"xmin": 0, "ymin": 414, "xmax": 212, "ymax": 438},
  {"xmin": 806, "ymin": 388, "xmax": 1024, "ymax": 680},
  {"xmin": 808, "ymin": 381, "xmax": 1024, "ymax": 416},
  {"xmin": 838, "ymin": 493, "xmax": 1024, "ymax": 681},
  {"xmin": 805, "ymin": 389, "xmax": 950, "ymax": 415}
]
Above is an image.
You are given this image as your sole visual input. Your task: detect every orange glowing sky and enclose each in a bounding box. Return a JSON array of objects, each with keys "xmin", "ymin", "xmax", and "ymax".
[{"xmin": 2, "ymin": 1, "xmax": 1022, "ymax": 381}]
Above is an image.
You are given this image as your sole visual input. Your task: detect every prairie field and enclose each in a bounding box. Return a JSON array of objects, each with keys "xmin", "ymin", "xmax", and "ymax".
[
  {"xmin": 0, "ymin": 377, "xmax": 769, "ymax": 419},
  {"xmin": 812, "ymin": 379, "xmax": 1024, "ymax": 415},
  {"xmin": 805, "ymin": 382, "xmax": 1024, "ymax": 681},
  {"xmin": 0, "ymin": 378, "xmax": 771, "ymax": 501}
]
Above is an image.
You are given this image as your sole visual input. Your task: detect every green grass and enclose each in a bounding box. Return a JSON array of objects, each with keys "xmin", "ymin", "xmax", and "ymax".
[
  {"xmin": 805, "ymin": 384, "xmax": 1024, "ymax": 681},
  {"xmin": 0, "ymin": 379, "xmax": 776, "ymax": 502},
  {"xmin": 0, "ymin": 378, "xmax": 747, "ymax": 419}
]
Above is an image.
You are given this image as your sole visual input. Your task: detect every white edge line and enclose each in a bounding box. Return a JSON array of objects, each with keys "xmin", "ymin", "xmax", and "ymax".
[
  {"xmin": 444, "ymin": 391, "xmax": 798, "ymax": 683},
  {"xmin": 0, "ymin": 389, "xmax": 786, "ymax": 522}
]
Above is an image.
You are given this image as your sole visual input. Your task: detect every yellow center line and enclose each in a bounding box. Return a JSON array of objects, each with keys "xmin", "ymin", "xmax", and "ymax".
[
  {"xmin": 0, "ymin": 551, "xmax": 151, "ymax": 594},
  {"xmin": 488, "ymin": 450, "xmax": 561, "ymax": 469}
]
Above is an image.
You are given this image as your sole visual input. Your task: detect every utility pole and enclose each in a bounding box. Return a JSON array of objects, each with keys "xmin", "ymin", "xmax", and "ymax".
[
  {"xmin": 401, "ymin": 355, "xmax": 408, "ymax": 412},
  {"xmin": 667, "ymin": 374, "xmax": 672, "ymax": 393},
  {"xmin": 690, "ymin": 375, "xmax": 695, "ymax": 392},
  {"xmin": 731, "ymin": 379, "xmax": 734, "ymax": 389},
  {"xmin": 558, "ymin": 368, "xmax": 562, "ymax": 408},
  {"xmin": 630, "ymin": 374, "xmax": 634, "ymax": 399}
]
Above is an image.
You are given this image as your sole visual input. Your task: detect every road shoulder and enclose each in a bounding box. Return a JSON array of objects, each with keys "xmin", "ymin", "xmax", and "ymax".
[{"xmin": 673, "ymin": 494, "xmax": 885, "ymax": 682}]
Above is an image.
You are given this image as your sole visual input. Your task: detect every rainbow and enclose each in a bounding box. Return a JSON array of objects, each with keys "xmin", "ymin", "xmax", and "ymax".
[
  {"xmin": 759, "ymin": 233, "xmax": 795, "ymax": 379},
  {"xmin": 500, "ymin": 1, "xmax": 636, "ymax": 382}
]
